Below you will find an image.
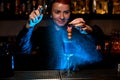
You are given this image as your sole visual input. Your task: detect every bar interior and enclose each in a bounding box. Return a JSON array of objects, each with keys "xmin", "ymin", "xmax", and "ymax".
[{"xmin": 0, "ymin": 0, "xmax": 120, "ymax": 79}]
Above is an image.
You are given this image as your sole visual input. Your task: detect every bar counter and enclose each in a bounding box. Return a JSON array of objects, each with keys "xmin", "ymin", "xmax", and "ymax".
[{"xmin": 1, "ymin": 69, "xmax": 120, "ymax": 80}]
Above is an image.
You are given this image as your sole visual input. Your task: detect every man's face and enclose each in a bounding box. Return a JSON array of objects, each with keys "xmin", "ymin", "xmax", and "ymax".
[{"xmin": 51, "ymin": 2, "xmax": 71, "ymax": 27}]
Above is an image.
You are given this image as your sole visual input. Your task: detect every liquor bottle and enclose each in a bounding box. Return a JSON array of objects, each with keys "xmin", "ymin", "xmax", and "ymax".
[
  {"xmin": 108, "ymin": 0, "xmax": 113, "ymax": 14},
  {"xmin": 19, "ymin": 0, "xmax": 26, "ymax": 17},
  {"xmin": 26, "ymin": 0, "xmax": 32, "ymax": 15},
  {"xmin": 112, "ymin": 0, "xmax": 120, "ymax": 14},
  {"xmin": 21, "ymin": 2, "xmax": 26, "ymax": 15},
  {"xmin": 92, "ymin": 0, "xmax": 97, "ymax": 14},
  {"xmin": 71, "ymin": 0, "xmax": 77, "ymax": 14},
  {"xmin": 85, "ymin": 0, "xmax": 90, "ymax": 14},
  {"xmin": 37, "ymin": 0, "xmax": 43, "ymax": 5},
  {"xmin": 0, "ymin": 42, "xmax": 14, "ymax": 78},
  {"xmin": 89, "ymin": 0, "xmax": 93, "ymax": 14},
  {"xmin": 15, "ymin": 0, "xmax": 20, "ymax": 15},
  {"xmin": 5, "ymin": 0, "xmax": 13, "ymax": 15},
  {"xmin": 0, "ymin": 0, "xmax": 5, "ymax": 14},
  {"xmin": 32, "ymin": 0, "xmax": 37, "ymax": 10},
  {"xmin": 95, "ymin": 0, "xmax": 109, "ymax": 14}
]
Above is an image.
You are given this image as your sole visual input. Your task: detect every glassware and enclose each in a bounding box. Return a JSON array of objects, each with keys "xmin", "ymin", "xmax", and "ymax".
[{"xmin": 63, "ymin": 39, "xmax": 74, "ymax": 77}]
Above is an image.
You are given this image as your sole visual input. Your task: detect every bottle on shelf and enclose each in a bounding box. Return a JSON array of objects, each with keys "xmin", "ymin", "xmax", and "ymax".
[
  {"xmin": 15, "ymin": 0, "xmax": 20, "ymax": 15},
  {"xmin": 5, "ymin": 0, "xmax": 12, "ymax": 15},
  {"xmin": 112, "ymin": 0, "xmax": 120, "ymax": 14},
  {"xmin": 32, "ymin": 0, "xmax": 37, "ymax": 11},
  {"xmin": 92, "ymin": 0, "xmax": 97, "ymax": 14},
  {"xmin": 0, "ymin": 0, "xmax": 5, "ymax": 15},
  {"xmin": 0, "ymin": 0, "xmax": 120, "ymax": 19},
  {"xmin": 17, "ymin": 0, "xmax": 26, "ymax": 17},
  {"xmin": 71, "ymin": 0, "xmax": 91, "ymax": 14},
  {"xmin": 25, "ymin": 0, "xmax": 32, "ymax": 16},
  {"xmin": 85, "ymin": 0, "xmax": 91, "ymax": 14},
  {"xmin": 108, "ymin": 0, "xmax": 113, "ymax": 14}
]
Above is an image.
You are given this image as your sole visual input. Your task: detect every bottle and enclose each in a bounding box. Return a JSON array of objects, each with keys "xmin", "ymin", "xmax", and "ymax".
[
  {"xmin": 4, "ymin": 0, "xmax": 14, "ymax": 16},
  {"xmin": 85, "ymin": 0, "xmax": 90, "ymax": 14},
  {"xmin": 71, "ymin": 0, "xmax": 77, "ymax": 14},
  {"xmin": 32, "ymin": 0, "xmax": 37, "ymax": 11},
  {"xmin": 108, "ymin": 0, "xmax": 113, "ymax": 14},
  {"xmin": 26, "ymin": 0, "xmax": 32, "ymax": 15},
  {"xmin": 19, "ymin": 0, "xmax": 26, "ymax": 17},
  {"xmin": 112, "ymin": 0, "xmax": 120, "ymax": 14},
  {"xmin": 89, "ymin": 0, "xmax": 93, "ymax": 14},
  {"xmin": 92, "ymin": 0, "xmax": 97, "ymax": 14},
  {"xmin": 0, "ymin": 42, "xmax": 14, "ymax": 78},
  {"xmin": 15, "ymin": 0, "xmax": 20, "ymax": 15},
  {"xmin": 0, "ymin": 0, "xmax": 5, "ymax": 15}
]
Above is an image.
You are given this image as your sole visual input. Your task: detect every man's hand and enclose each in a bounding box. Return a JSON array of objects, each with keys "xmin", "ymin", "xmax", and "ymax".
[
  {"xmin": 69, "ymin": 18, "xmax": 92, "ymax": 34},
  {"xmin": 26, "ymin": 5, "xmax": 43, "ymax": 28}
]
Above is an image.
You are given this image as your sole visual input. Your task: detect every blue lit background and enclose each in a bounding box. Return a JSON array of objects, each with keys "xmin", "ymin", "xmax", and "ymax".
[
  {"xmin": 20, "ymin": 22, "xmax": 102, "ymax": 70},
  {"xmin": 48, "ymin": 26, "xmax": 102, "ymax": 70}
]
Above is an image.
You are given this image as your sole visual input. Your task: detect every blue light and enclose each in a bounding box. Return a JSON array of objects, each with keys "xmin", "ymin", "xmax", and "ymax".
[
  {"xmin": 11, "ymin": 55, "xmax": 14, "ymax": 70},
  {"xmin": 49, "ymin": 26, "xmax": 102, "ymax": 70},
  {"xmin": 20, "ymin": 28, "xmax": 34, "ymax": 54},
  {"xmin": 19, "ymin": 22, "xmax": 102, "ymax": 70}
]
